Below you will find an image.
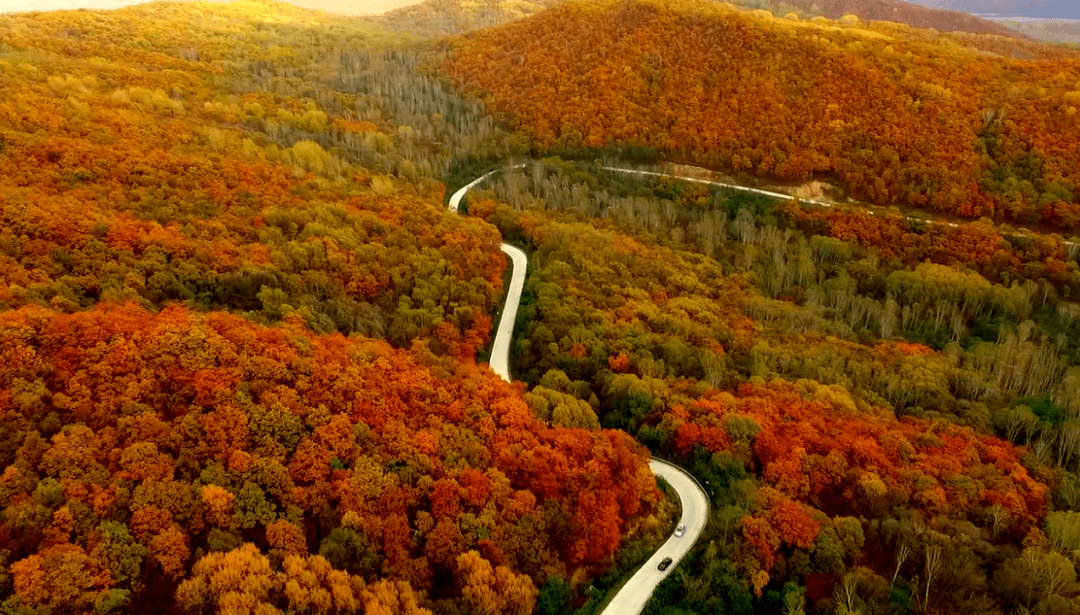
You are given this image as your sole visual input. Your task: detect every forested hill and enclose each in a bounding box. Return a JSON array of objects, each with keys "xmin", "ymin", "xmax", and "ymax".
[
  {"xmin": 375, "ymin": 0, "xmax": 562, "ymax": 35},
  {"xmin": 444, "ymin": 0, "xmax": 1080, "ymax": 233},
  {"xmin": 0, "ymin": 2, "xmax": 664, "ymax": 613},
  {"xmin": 375, "ymin": 0, "xmax": 1028, "ymax": 39},
  {"xmin": 770, "ymin": 0, "xmax": 1025, "ymax": 37},
  {"xmin": 6, "ymin": 1, "xmax": 1080, "ymax": 614},
  {"xmin": 0, "ymin": 0, "xmax": 512, "ymax": 346}
]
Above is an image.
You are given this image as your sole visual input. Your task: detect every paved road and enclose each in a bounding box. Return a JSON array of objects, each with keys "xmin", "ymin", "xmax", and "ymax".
[
  {"xmin": 448, "ymin": 169, "xmax": 711, "ymax": 611},
  {"xmin": 448, "ymin": 158, "xmax": 1079, "ymax": 613},
  {"xmin": 447, "ymin": 168, "xmax": 526, "ymax": 382},
  {"xmin": 489, "ymin": 244, "xmax": 526, "ymax": 381},
  {"xmin": 600, "ymin": 164, "xmax": 836, "ymax": 209},
  {"xmin": 598, "ymin": 459, "xmax": 710, "ymax": 615},
  {"xmin": 600, "ymin": 164, "xmax": 1080, "ymax": 246}
]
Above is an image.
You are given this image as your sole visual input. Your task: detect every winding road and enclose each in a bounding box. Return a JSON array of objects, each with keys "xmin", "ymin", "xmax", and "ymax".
[
  {"xmin": 447, "ymin": 168, "xmax": 526, "ymax": 382},
  {"xmin": 447, "ymin": 161, "xmax": 830, "ymax": 380},
  {"xmin": 447, "ymin": 158, "xmax": 1080, "ymax": 612},
  {"xmin": 599, "ymin": 459, "xmax": 711, "ymax": 615},
  {"xmin": 447, "ymin": 168, "xmax": 710, "ymax": 614}
]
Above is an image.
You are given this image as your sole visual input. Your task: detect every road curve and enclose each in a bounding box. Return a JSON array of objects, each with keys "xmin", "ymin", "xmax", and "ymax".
[
  {"xmin": 447, "ymin": 168, "xmax": 527, "ymax": 382},
  {"xmin": 448, "ymin": 168, "xmax": 711, "ymax": 611},
  {"xmin": 599, "ymin": 459, "xmax": 710, "ymax": 615},
  {"xmin": 447, "ymin": 159, "xmax": 1077, "ymax": 613},
  {"xmin": 490, "ymin": 244, "xmax": 526, "ymax": 381}
]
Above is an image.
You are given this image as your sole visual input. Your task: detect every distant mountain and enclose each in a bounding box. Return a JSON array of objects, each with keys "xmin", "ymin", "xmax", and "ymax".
[
  {"xmin": 376, "ymin": 0, "xmax": 561, "ymax": 35},
  {"xmin": 444, "ymin": 0, "xmax": 1080, "ymax": 229},
  {"xmin": 376, "ymin": 0, "xmax": 1026, "ymax": 39},
  {"xmin": 775, "ymin": 0, "xmax": 1024, "ymax": 37},
  {"xmin": 0, "ymin": 0, "xmax": 426, "ymax": 16},
  {"xmin": 906, "ymin": 0, "xmax": 1080, "ymax": 21},
  {"xmin": 999, "ymin": 19, "xmax": 1080, "ymax": 45}
]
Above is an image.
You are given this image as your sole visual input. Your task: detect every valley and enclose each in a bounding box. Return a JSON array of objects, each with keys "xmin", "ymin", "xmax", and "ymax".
[{"xmin": 3, "ymin": 0, "xmax": 1080, "ymax": 614}]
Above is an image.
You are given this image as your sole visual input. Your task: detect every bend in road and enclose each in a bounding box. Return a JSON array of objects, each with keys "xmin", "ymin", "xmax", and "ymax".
[
  {"xmin": 447, "ymin": 168, "xmax": 526, "ymax": 382},
  {"xmin": 447, "ymin": 166, "xmax": 710, "ymax": 613},
  {"xmin": 490, "ymin": 244, "xmax": 526, "ymax": 381},
  {"xmin": 448, "ymin": 158, "xmax": 1079, "ymax": 614},
  {"xmin": 599, "ymin": 459, "xmax": 710, "ymax": 615}
]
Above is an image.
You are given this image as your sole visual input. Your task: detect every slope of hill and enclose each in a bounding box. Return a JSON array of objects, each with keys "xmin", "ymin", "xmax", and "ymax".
[
  {"xmin": 0, "ymin": 303, "xmax": 661, "ymax": 613},
  {"xmin": 462, "ymin": 159, "xmax": 1080, "ymax": 614},
  {"xmin": 375, "ymin": 0, "xmax": 1030, "ymax": 38},
  {"xmin": 0, "ymin": 2, "xmax": 665, "ymax": 613},
  {"xmin": 375, "ymin": 0, "xmax": 561, "ymax": 35},
  {"xmin": 0, "ymin": 0, "xmax": 523, "ymax": 351},
  {"xmin": 445, "ymin": 0, "xmax": 1080, "ymax": 232},
  {"xmin": 774, "ymin": 0, "xmax": 1025, "ymax": 37}
]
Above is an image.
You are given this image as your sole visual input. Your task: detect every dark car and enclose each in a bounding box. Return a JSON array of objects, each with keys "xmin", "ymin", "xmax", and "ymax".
[{"xmin": 658, "ymin": 557, "xmax": 673, "ymax": 571}]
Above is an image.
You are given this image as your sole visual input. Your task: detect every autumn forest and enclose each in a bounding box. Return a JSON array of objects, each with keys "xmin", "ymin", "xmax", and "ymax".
[{"xmin": 2, "ymin": 0, "xmax": 1080, "ymax": 614}]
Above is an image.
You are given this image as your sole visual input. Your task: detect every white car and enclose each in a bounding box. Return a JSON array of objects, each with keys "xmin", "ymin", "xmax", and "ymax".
[{"xmin": 674, "ymin": 524, "xmax": 686, "ymax": 537}]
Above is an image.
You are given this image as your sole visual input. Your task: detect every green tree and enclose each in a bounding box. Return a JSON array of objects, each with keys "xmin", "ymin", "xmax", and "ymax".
[
  {"xmin": 318, "ymin": 528, "xmax": 380, "ymax": 578},
  {"xmin": 536, "ymin": 576, "xmax": 570, "ymax": 615},
  {"xmin": 90, "ymin": 521, "xmax": 145, "ymax": 592}
]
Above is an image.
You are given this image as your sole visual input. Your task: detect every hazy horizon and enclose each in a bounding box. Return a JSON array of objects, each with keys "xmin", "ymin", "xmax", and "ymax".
[
  {"xmin": 2, "ymin": 0, "xmax": 1080, "ymax": 20},
  {"xmin": 904, "ymin": 0, "xmax": 1080, "ymax": 20},
  {"xmin": 0, "ymin": 0, "xmax": 425, "ymax": 15}
]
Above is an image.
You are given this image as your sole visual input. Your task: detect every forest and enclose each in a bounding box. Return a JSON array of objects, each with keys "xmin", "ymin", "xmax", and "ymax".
[
  {"xmin": 465, "ymin": 158, "xmax": 1080, "ymax": 613},
  {"xmin": 0, "ymin": 2, "xmax": 663, "ymax": 614},
  {"xmin": 443, "ymin": 0, "xmax": 1080, "ymax": 233},
  {"xmin": 4, "ymin": 0, "xmax": 1080, "ymax": 614},
  {"xmin": 371, "ymin": 0, "xmax": 1028, "ymax": 39},
  {"xmin": 0, "ymin": 303, "xmax": 660, "ymax": 614}
]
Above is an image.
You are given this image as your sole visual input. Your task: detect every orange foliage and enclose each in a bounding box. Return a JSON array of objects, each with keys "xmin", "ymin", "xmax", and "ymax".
[
  {"xmin": 0, "ymin": 303, "xmax": 659, "ymax": 612},
  {"xmin": 446, "ymin": 0, "xmax": 1080, "ymax": 231},
  {"xmin": 681, "ymin": 380, "xmax": 1047, "ymax": 532},
  {"xmin": 781, "ymin": 202, "xmax": 1080, "ymax": 293},
  {"xmin": 10, "ymin": 543, "xmax": 111, "ymax": 613},
  {"xmin": 766, "ymin": 500, "xmax": 821, "ymax": 550}
]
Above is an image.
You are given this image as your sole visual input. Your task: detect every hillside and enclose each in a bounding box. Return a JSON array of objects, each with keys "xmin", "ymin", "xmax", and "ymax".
[
  {"xmin": 376, "ymin": 0, "xmax": 1031, "ymax": 38},
  {"xmin": 0, "ymin": 304, "xmax": 659, "ymax": 613},
  {"xmin": 0, "ymin": 2, "xmax": 663, "ymax": 613},
  {"xmin": 445, "ymin": 0, "xmax": 1080, "ymax": 232},
  {"xmin": 0, "ymin": 0, "xmax": 517, "ymax": 349},
  {"xmin": 464, "ymin": 158, "xmax": 1080, "ymax": 614},
  {"xmin": 772, "ymin": 0, "xmax": 1025, "ymax": 37},
  {"xmin": 7, "ymin": 0, "xmax": 1080, "ymax": 614}
]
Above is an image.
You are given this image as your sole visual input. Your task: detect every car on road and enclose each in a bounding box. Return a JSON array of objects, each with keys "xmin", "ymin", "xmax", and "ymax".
[
  {"xmin": 658, "ymin": 557, "xmax": 673, "ymax": 571},
  {"xmin": 675, "ymin": 524, "xmax": 686, "ymax": 537}
]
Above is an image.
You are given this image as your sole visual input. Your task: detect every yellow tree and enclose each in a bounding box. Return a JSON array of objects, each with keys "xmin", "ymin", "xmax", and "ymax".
[
  {"xmin": 9, "ymin": 543, "xmax": 112, "ymax": 614},
  {"xmin": 175, "ymin": 543, "xmax": 282, "ymax": 615},
  {"xmin": 455, "ymin": 550, "xmax": 537, "ymax": 615}
]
